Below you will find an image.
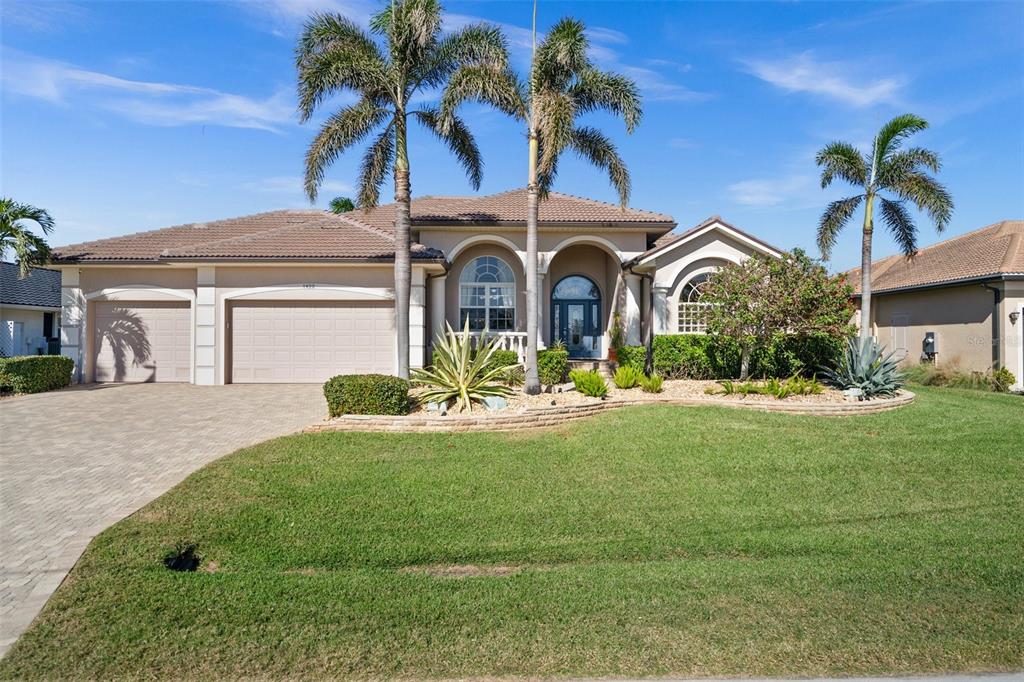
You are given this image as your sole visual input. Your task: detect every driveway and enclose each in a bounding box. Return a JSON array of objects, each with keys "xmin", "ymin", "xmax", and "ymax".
[{"xmin": 0, "ymin": 383, "xmax": 324, "ymax": 655}]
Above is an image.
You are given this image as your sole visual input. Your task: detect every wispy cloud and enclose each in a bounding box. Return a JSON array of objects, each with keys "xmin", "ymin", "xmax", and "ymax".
[
  {"xmin": 669, "ymin": 137, "xmax": 697, "ymax": 150},
  {"xmin": 621, "ymin": 65, "xmax": 714, "ymax": 103},
  {"xmin": 743, "ymin": 52, "xmax": 904, "ymax": 108},
  {"xmin": 1, "ymin": 48, "xmax": 295, "ymax": 131},
  {"xmin": 0, "ymin": 0, "xmax": 88, "ymax": 32},
  {"xmin": 727, "ymin": 174, "xmax": 816, "ymax": 207},
  {"xmin": 238, "ymin": 0, "xmax": 376, "ymax": 35}
]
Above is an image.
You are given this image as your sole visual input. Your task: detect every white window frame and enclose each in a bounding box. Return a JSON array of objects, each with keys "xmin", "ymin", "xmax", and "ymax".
[
  {"xmin": 676, "ymin": 272, "xmax": 713, "ymax": 334},
  {"xmin": 459, "ymin": 256, "xmax": 516, "ymax": 332}
]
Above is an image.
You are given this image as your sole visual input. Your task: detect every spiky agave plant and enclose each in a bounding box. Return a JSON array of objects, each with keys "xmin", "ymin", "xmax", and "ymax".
[
  {"xmin": 412, "ymin": 318, "xmax": 513, "ymax": 413},
  {"xmin": 821, "ymin": 338, "xmax": 905, "ymax": 399}
]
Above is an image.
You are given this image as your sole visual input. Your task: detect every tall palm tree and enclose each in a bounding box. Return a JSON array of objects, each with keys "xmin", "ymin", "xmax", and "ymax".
[
  {"xmin": 297, "ymin": 1, "xmax": 512, "ymax": 379},
  {"xmin": 442, "ymin": 15, "xmax": 641, "ymax": 393},
  {"xmin": 0, "ymin": 198, "xmax": 54, "ymax": 278},
  {"xmin": 816, "ymin": 113, "xmax": 952, "ymax": 341}
]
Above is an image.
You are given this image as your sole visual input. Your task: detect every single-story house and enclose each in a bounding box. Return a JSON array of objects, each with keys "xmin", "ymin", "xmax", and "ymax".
[
  {"xmin": 1, "ymin": 262, "xmax": 61, "ymax": 358},
  {"xmin": 51, "ymin": 189, "xmax": 781, "ymax": 384},
  {"xmin": 848, "ymin": 219, "xmax": 1023, "ymax": 389}
]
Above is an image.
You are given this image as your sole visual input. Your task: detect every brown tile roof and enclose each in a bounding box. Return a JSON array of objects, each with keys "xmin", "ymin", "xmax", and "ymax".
[
  {"xmin": 53, "ymin": 189, "xmax": 675, "ymax": 264},
  {"xmin": 847, "ymin": 220, "xmax": 1024, "ymax": 294}
]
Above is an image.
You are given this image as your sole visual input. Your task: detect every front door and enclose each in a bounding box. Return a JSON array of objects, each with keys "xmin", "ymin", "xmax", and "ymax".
[{"xmin": 551, "ymin": 275, "xmax": 602, "ymax": 358}]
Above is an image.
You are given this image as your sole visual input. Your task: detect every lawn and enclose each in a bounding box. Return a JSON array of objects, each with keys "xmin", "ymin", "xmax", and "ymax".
[{"xmin": 2, "ymin": 387, "xmax": 1022, "ymax": 680}]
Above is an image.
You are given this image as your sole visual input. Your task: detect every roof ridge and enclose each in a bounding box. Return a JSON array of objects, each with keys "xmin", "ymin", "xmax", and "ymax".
[
  {"xmin": 331, "ymin": 209, "xmax": 396, "ymax": 240},
  {"xmin": 545, "ymin": 189, "xmax": 665, "ymax": 217},
  {"xmin": 161, "ymin": 218, "xmax": 323, "ymax": 257}
]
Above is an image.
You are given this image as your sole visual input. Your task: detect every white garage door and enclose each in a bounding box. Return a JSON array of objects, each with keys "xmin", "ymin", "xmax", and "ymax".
[
  {"xmin": 93, "ymin": 301, "xmax": 191, "ymax": 382},
  {"xmin": 230, "ymin": 302, "xmax": 394, "ymax": 383}
]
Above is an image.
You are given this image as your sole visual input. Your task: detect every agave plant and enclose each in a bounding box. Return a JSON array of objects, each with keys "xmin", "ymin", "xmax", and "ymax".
[
  {"xmin": 412, "ymin": 318, "xmax": 513, "ymax": 413},
  {"xmin": 821, "ymin": 337, "xmax": 904, "ymax": 399}
]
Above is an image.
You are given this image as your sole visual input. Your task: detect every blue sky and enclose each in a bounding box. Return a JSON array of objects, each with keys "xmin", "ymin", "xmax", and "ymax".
[{"xmin": 1, "ymin": 0, "xmax": 1022, "ymax": 272}]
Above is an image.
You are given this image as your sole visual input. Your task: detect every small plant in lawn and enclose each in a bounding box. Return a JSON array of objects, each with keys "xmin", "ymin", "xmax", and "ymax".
[
  {"xmin": 412, "ymin": 319, "xmax": 512, "ymax": 413},
  {"xmin": 821, "ymin": 337, "xmax": 904, "ymax": 399},
  {"xmin": 613, "ymin": 364, "xmax": 643, "ymax": 389},
  {"xmin": 569, "ymin": 369, "xmax": 608, "ymax": 398},
  {"xmin": 639, "ymin": 373, "xmax": 663, "ymax": 393}
]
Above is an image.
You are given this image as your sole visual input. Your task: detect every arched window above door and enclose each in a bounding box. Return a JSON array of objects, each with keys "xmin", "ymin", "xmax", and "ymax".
[{"xmin": 552, "ymin": 275, "xmax": 600, "ymax": 300}]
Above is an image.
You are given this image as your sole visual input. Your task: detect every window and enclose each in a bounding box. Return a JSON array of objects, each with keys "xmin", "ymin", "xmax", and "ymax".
[
  {"xmin": 677, "ymin": 273, "xmax": 712, "ymax": 334},
  {"xmin": 459, "ymin": 256, "xmax": 516, "ymax": 331}
]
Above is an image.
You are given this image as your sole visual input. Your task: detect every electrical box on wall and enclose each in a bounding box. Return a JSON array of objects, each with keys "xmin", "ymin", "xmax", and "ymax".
[{"xmin": 922, "ymin": 331, "xmax": 937, "ymax": 362}]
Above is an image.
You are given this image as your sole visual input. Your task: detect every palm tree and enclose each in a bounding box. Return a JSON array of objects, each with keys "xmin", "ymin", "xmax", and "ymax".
[
  {"xmin": 1, "ymin": 198, "xmax": 54, "ymax": 278},
  {"xmin": 297, "ymin": 1, "xmax": 512, "ymax": 379},
  {"xmin": 816, "ymin": 114, "xmax": 952, "ymax": 341},
  {"xmin": 442, "ymin": 14, "xmax": 641, "ymax": 393},
  {"xmin": 329, "ymin": 196, "xmax": 355, "ymax": 213}
]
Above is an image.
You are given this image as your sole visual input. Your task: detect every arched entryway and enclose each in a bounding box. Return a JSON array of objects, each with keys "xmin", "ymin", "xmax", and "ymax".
[{"xmin": 551, "ymin": 275, "xmax": 602, "ymax": 358}]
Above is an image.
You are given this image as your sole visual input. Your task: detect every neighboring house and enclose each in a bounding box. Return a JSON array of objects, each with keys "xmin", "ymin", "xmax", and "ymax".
[
  {"xmin": 0, "ymin": 263, "xmax": 61, "ymax": 358},
  {"xmin": 50, "ymin": 189, "xmax": 780, "ymax": 385},
  {"xmin": 847, "ymin": 219, "xmax": 1024, "ymax": 388}
]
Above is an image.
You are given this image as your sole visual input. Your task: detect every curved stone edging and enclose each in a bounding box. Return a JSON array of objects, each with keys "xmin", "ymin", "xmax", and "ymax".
[{"xmin": 305, "ymin": 390, "xmax": 916, "ymax": 434}]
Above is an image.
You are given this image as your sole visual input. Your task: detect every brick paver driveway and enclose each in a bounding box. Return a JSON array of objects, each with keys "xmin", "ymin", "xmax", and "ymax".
[{"xmin": 0, "ymin": 383, "xmax": 324, "ymax": 655}]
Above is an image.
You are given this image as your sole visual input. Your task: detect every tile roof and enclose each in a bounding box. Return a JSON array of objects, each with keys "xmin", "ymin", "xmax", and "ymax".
[
  {"xmin": 847, "ymin": 220, "xmax": 1024, "ymax": 294},
  {"xmin": 0, "ymin": 263, "xmax": 61, "ymax": 308},
  {"xmin": 53, "ymin": 190, "xmax": 675, "ymax": 264}
]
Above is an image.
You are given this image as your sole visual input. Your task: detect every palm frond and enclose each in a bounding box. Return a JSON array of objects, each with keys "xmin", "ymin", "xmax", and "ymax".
[
  {"xmin": 873, "ymin": 113, "xmax": 928, "ymax": 162},
  {"xmin": 817, "ymin": 195, "xmax": 863, "ymax": 260},
  {"xmin": 568, "ymin": 126, "xmax": 630, "ymax": 206},
  {"xmin": 535, "ymin": 91, "xmax": 575, "ymax": 179},
  {"xmin": 372, "ymin": 0, "xmax": 442, "ymax": 74},
  {"xmin": 877, "ymin": 146, "xmax": 941, "ymax": 187},
  {"xmin": 438, "ymin": 65, "xmax": 526, "ymax": 126},
  {"xmin": 879, "ymin": 197, "xmax": 918, "ymax": 257},
  {"xmin": 533, "ymin": 17, "xmax": 589, "ymax": 91},
  {"xmin": 413, "ymin": 108, "xmax": 483, "ymax": 189},
  {"xmin": 568, "ymin": 68, "xmax": 642, "ymax": 132},
  {"xmin": 304, "ymin": 98, "xmax": 389, "ymax": 202},
  {"xmin": 888, "ymin": 171, "xmax": 953, "ymax": 232},
  {"xmin": 815, "ymin": 141, "xmax": 867, "ymax": 188},
  {"xmin": 356, "ymin": 124, "xmax": 395, "ymax": 209}
]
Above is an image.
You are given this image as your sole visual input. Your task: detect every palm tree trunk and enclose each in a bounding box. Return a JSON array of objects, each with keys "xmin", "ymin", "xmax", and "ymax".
[
  {"xmin": 859, "ymin": 193, "xmax": 875, "ymax": 342},
  {"xmin": 524, "ymin": 127, "xmax": 541, "ymax": 394},
  {"xmin": 394, "ymin": 114, "xmax": 412, "ymax": 379}
]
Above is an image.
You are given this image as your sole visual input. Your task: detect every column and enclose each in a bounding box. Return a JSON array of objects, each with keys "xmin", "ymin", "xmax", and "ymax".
[
  {"xmin": 625, "ymin": 273, "xmax": 643, "ymax": 345},
  {"xmin": 194, "ymin": 266, "xmax": 216, "ymax": 385},
  {"xmin": 536, "ymin": 270, "xmax": 547, "ymax": 350},
  {"xmin": 410, "ymin": 267, "xmax": 427, "ymax": 369},
  {"xmin": 59, "ymin": 267, "xmax": 85, "ymax": 383},
  {"xmin": 653, "ymin": 286, "xmax": 671, "ymax": 335},
  {"xmin": 428, "ymin": 274, "xmax": 446, "ymax": 345}
]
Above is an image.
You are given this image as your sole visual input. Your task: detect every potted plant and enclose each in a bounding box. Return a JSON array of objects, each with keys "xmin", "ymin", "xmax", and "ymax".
[{"xmin": 608, "ymin": 312, "xmax": 625, "ymax": 363}]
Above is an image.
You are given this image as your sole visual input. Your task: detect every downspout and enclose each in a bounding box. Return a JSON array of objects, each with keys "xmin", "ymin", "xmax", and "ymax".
[
  {"xmin": 980, "ymin": 282, "xmax": 1002, "ymax": 371},
  {"xmin": 424, "ymin": 261, "xmax": 451, "ymax": 366},
  {"xmin": 626, "ymin": 262, "xmax": 655, "ymax": 376}
]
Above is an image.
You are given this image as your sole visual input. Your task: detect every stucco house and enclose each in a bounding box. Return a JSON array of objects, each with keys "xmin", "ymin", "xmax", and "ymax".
[
  {"xmin": 1, "ymin": 263, "xmax": 61, "ymax": 358},
  {"xmin": 848, "ymin": 219, "xmax": 1023, "ymax": 389},
  {"xmin": 51, "ymin": 189, "xmax": 780, "ymax": 385}
]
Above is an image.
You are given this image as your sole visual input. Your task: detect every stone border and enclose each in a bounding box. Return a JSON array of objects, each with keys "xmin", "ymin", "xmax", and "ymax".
[{"xmin": 306, "ymin": 390, "xmax": 916, "ymax": 433}]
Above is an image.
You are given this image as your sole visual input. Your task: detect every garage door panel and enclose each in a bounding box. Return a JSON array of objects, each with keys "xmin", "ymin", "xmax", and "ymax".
[
  {"xmin": 231, "ymin": 301, "xmax": 394, "ymax": 383},
  {"xmin": 93, "ymin": 301, "xmax": 190, "ymax": 383}
]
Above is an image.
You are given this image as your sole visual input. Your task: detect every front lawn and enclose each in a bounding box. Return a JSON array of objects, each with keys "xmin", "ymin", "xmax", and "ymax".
[{"xmin": 2, "ymin": 387, "xmax": 1022, "ymax": 679}]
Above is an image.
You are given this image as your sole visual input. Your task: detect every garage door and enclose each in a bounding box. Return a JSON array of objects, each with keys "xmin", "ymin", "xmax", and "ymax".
[
  {"xmin": 230, "ymin": 302, "xmax": 394, "ymax": 383},
  {"xmin": 93, "ymin": 301, "xmax": 191, "ymax": 382}
]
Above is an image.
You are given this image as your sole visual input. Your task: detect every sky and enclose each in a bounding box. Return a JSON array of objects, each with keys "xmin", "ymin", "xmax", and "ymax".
[{"xmin": 1, "ymin": 0, "xmax": 1022, "ymax": 272}]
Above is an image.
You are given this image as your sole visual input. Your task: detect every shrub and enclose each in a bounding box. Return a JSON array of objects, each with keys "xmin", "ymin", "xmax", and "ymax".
[
  {"xmin": 323, "ymin": 373, "xmax": 411, "ymax": 417},
  {"xmin": 820, "ymin": 338, "xmax": 904, "ymax": 399},
  {"xmin": 613, "ymin": 364, "xmax": 644, "ymax": 389},
  {"xmin": 639, "ymin": 373, "xmax": 663, "ymax": 393},
  {"xmin": 412, "ymin": 320, "xmax": 513, "ymax": 413},
  {"xmin": 486, "ymin": 349, "xmax": 519, "ymax": 370},
  {"xmin": 992, "ymin": 367, "xmax": 1016, "ymax": 393},
  {"xmin": 537, "ymin": 347, "xmax": 569, "ymax": 385},
  {"xmin": 0, "ymin": 355, "xmax": 74, "ymax": 394},
  {"xmin": 569, "ymin": 369, "xmax": 608, "ymax": 398},
  {"xmin": 904, "ymin": 363, "xmax": 1017, "ymax": 393}
]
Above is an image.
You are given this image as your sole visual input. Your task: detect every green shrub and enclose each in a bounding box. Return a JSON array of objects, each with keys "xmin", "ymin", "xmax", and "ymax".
[
  {"xmin": 0, "ymin": 355, "xmax": 74, "ymax": 394},
  {"xmin": 323, "ymin": 373, "xmax": 411, "ymax": 417},
  {"xmin": 569, "ymin": 369, "xmax": 608, "ymax": 398},
  {"xmin": 413, "ymin": 321, "xmax": 513, "ymax": 413},
  {"xmin": 613, "ymin": 364, "xmax": 644, "ymax": 389},
  {"xmin": 486, "ymin": 349, "xmax": 520, "ymax": 370},
  {"xmin": 639, "ymin": 373, "xmax": 663, "ymax": 393},
  {"xmin": 821, "ymin": 338, "xmax": 904, "ymax": 399},
  {"xmin": 617, "ymin": 345, "xmax": 646, "ymax": 371},
  {"xmin": 904, "ymin": 362, "xmax": 1017, "ymax": 393},
  {"xmin": 500, "ymin": 364, "xmax": 526, "ymax": 387},
  {"xmin": 992, "ymin": 367, "xmax": 1016, "ymax": 393},
  {"xmin": 537, "ymin": 347, "xmax": 569, "ymax": 385}
]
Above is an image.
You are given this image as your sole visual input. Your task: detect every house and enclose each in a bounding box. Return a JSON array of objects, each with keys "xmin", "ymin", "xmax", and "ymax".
[
  {"xmin": 50, "ymin": 189, "xmax": 781, "ymax": 384},
  {"xmin": 847, "ymin": 219, "xmax": 1024, "ymax": 388},
  {"xmin": 1, "ymin": 263, "xmax": 62, "ymax": 358}
]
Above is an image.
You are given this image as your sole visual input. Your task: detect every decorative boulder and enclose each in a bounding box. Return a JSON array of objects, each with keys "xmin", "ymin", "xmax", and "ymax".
[{"xmin": 482, "ymin": 396, "xmax": 508, "ymax": 411}]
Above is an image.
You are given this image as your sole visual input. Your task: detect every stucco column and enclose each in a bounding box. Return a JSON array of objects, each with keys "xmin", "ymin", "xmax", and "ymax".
[
  {"xmin": 653, "ymin": 286, "xmax": 670, "ymax": 335},
  {"xmin": 536, "ymin": 270, "xmax": 547, "ymax": 350},
  {"xmin": 195, "ymin": 266, "xmax": 216, "ymax": 385},
  {"xmin": 59, "ymin": 267, "xmax": 85, "ymax": 383},
  {"xmin": 409, "ymin": 267, "xmax": 427, "ymax": 369},
  {"xmin": 428, "ymin": 274, "xmax": 446, "ymax": 349},
  {"xmin": 625, "ymin": 273, "xmax": 643, "ymax": 345}
]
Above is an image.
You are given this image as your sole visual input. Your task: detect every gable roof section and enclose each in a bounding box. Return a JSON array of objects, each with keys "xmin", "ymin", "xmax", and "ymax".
[
  {"xmin": 847, "ymin": 220, "xmax": 1024, "ymax": 294},
  {"xmin": 635, "ymin": 215, "xmax": 783, "ymax": 265},
  {"xmin": 0, "ymin": 263, "xmax": 61, "ymax": 308}
]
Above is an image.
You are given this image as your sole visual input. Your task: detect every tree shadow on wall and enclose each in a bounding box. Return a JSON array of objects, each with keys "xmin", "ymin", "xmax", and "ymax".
[{"xmin": 95, "ymin": 309, "xmax": 154, "ymax": 382}]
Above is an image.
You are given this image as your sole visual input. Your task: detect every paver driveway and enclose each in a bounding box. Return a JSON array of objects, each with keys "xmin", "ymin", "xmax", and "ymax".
[{"xmin": 0, "ymin": 383, "xmax": 324, "ymax": 655}]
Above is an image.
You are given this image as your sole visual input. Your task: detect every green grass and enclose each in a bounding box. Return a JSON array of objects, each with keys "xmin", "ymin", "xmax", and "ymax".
[{"xmin": 2, "ymin": 387, "xmax": 1022, "ymax": 679}]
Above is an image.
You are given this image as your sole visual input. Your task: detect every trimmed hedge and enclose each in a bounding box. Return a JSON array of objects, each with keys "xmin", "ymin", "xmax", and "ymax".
[
  {"xmin": 0, "ymin": 355, "xmax": 74, "ymax": 394},
  {"xmin": 323, "ymin": 374, "xmax": 412, "ymax": 417},
  {"xmin": 618, "ymin": 334, "xmax": 846, "ymax": 380},
  {"xmin": 486, "ymin": 349, "xmax": 520, "ymax": 370},
  {"xmin": 538, "ymin": 348, "xmax": 569, "ymax": 385}
]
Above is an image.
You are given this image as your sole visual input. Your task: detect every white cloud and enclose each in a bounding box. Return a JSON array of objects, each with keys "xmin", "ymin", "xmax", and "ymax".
[
  {"xmin": 727, "ymin": 174, "xmax": 816, "ymax": 207},
  {"xmin": 0, "ymin": 0, "xmax": 87, "ymax": 32},
  {"xmin": 242, "ymin": 176, "xmax": 352, "ymax": 194},
  {"xmin": 586, "ymin": 26, "xmax": 629, "ymax": 46},
  {"xmin": 621, "ymin": 65, "xmax": 714, "ymax": 102},
  {"xmin": 669, "ymin": 138, "xmax": 697, "ymax": 149},
  {"xmin": 743, "ymin": 52, "xmax": 904, "ymax": 108},
  {"xmin": 1, "ymin": 48, "xmax": 295, "ymax": 131}
]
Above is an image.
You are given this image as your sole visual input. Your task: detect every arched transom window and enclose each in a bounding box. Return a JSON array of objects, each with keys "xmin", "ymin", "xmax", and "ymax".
[
  {"xmin": 677, "ymin": 272, "xmax": 712, "ymax": 334},
  {"xmin": 459, "ymin": 256, "xmax": 516, "ymax": 331}
]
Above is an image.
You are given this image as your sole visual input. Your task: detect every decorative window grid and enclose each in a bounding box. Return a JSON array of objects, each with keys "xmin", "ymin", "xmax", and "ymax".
[
  {"xmin": 459, "ymin": 256, "xmax": 516, "ymax": 332},
  {"xmin": 677, "ymin": 273, "xmax": 712, "ymax": 334}
]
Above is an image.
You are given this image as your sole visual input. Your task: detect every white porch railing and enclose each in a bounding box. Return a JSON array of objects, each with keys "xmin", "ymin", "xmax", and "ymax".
[{"xmin": 467, "ymin": 331, "xmax": 528, "ymax": 362}]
